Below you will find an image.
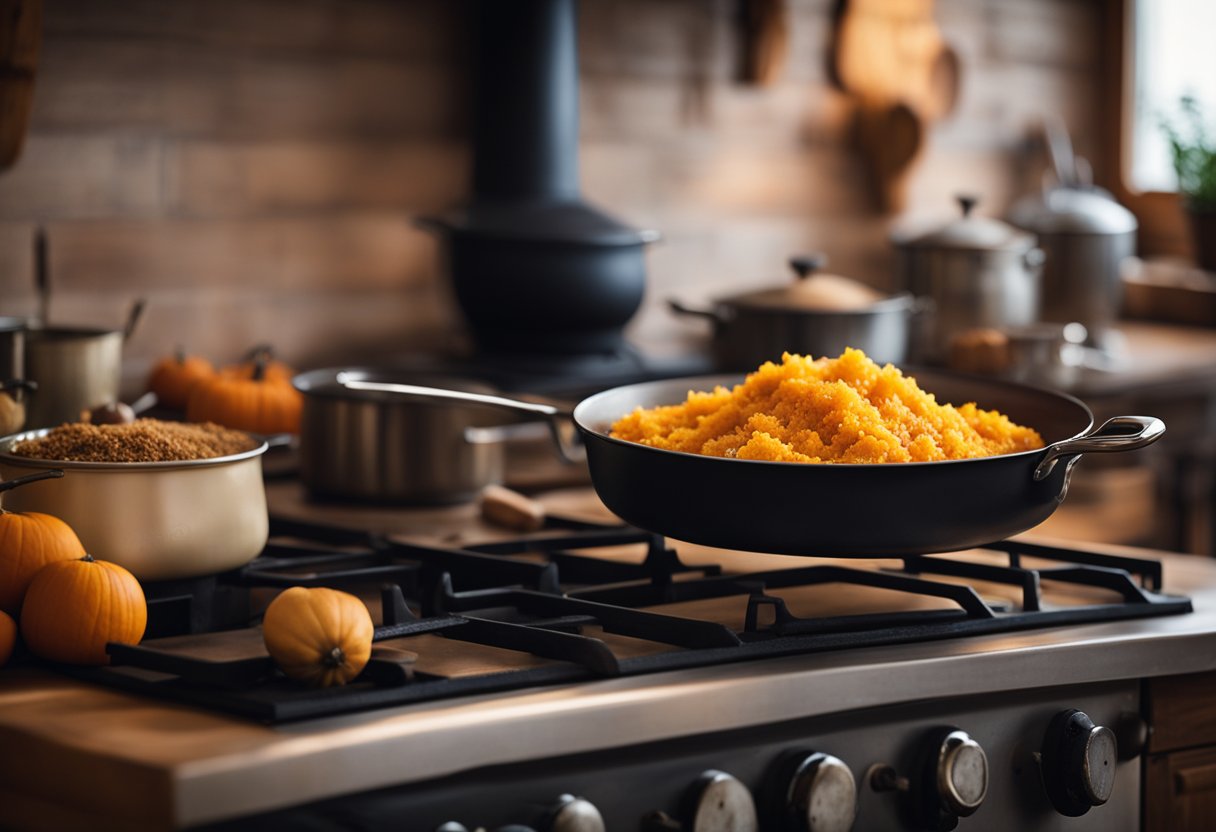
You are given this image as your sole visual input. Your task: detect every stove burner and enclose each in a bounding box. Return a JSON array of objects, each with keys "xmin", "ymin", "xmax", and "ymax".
[{"xmin": 76, "ymin": 518, "xmax": 1192, "ymax": 724}]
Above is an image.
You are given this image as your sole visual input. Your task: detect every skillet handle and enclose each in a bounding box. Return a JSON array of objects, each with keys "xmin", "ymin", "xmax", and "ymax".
[{"xmin": 1033, "ymin": 416, "xmax": 1166, "ymax": 481}]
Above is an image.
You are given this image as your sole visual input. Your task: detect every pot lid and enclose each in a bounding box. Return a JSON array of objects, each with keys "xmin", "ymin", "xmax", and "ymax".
[
  {"xmin": 1008, "ymin": 186, "xmax": 1138, "ymax": 235},
  {"xmin": 416, "ymin": 198, "xmax": 660, "ymax": 247},
  {"xmin": 726, "ymin": 255, "xmax": 889, "ymax": 311},
  {"xmin": 902, "ymin": 196, "xmax": 1037, "ymax": 252}
]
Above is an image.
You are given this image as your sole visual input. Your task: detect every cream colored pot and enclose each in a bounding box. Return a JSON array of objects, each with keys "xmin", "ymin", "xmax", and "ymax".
[{"xmin": 0, "ymin": 429, "xmax": 270, "ymax": 581}]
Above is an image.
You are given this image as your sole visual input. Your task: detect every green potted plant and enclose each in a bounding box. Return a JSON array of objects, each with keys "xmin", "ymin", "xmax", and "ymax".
[{"xmin": 1162, "ymin": 95, "xmax": 1216, "ymax": 271}]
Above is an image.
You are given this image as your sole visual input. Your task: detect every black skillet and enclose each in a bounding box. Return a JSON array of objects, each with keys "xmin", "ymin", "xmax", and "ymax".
[
  {"xmin": 340, "ymin": 371, "xmax": 1164, "ymax": 557},
  {"xmin": 571, "ymin": 371, "xmax": 1164, "ymax": 556}
]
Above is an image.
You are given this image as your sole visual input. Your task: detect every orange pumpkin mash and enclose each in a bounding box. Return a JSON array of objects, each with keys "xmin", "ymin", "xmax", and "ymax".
[{"xmin": 609, "ymin": 348, "xmax": 1044, "ymax": 463}]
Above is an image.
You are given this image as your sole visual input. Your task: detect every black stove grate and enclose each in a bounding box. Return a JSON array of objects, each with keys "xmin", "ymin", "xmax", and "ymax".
[{"xmin": 70, "ymin": 516, "xmax": 1193, "ymax": 723}]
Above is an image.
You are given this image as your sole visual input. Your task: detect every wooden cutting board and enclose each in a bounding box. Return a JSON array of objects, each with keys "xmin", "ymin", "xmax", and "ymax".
[{"xmin": 0, "ymin": 0, "xmax": 41, "ymax": 172}]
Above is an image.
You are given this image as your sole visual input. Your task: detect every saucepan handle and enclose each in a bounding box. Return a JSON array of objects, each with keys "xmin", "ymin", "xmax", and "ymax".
[
  {"xmin": 337, "ymin": 377, "xmax": 584, "ymax": 463},
  {"xmin": 1033, "ymin": 416, "xmax": 1166, "ymax": 481}
]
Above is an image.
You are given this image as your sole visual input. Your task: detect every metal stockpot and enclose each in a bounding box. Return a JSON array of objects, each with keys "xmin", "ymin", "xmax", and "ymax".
[
  {"xmin": 1008, "ymin": 186, "xmax": 1136, "ymax": 347},
  {"xmin": 293, "ymin": 368, "xmax": 567, "ymax": 505},
  {"xmin": 22, "ymin": 300, "xmax": 144, "ymax": 428},
  {"xmin": 669, "ymin": 256, "xmax": 919, "ymax": 370},
  {"xmin": 23, "ymin": 326, "xmax": 123, "ymax": 428},
  {"xmin": 896, "ymin": 196, "xmax": 1044, "ymax": 364},
  {"xmin": 0, "ymin": 431, "xmax": 271, "ymax": 581}
]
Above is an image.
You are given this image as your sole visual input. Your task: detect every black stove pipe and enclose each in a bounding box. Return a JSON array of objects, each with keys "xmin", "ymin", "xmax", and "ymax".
[
  {"xmin": 420, "ymin": 0, "xmax": 657, "ymax": 357},
  {"xmin": 472, "ymin": 0, "xmax": 579, "ymax": 201}
]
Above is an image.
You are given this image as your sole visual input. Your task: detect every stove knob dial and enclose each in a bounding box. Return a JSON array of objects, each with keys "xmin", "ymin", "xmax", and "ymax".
[
  {"xmin": 545, "ymin": 794, "xmax": 606, "ymax": 832},
  {"xmin": 685, "ymin": 769, "xmax": 759, "ymax": 832},
  {"xmin": 784, "ymin": 752, "xmax": 857, "ymax": 832},
  {"xmin": 1040, "ymin": 709, "xmax": 1118, "ymax": 816},
  {"xmin": 923, "ymin": 728, "xmax": 988, "ymax": 823}
]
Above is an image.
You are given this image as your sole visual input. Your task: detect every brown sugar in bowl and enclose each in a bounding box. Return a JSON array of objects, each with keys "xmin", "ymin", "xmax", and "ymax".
[{"xmin": 0, "ymin": 420, "xmax": 270, "ymax": 581}]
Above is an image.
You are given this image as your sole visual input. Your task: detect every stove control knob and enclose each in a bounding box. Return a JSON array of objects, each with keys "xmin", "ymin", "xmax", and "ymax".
[
  {"xmin": 1040, "ymin": 709, "xmax": 1118, "ymax": 816},
  {"xmin": 685, "ymin": 770, "xmax": 760, "ymax": 832},
  {"xmin": 781, "ymin": 752, "xmax": 857, "ymax": 832},
  {"xmin": 916, "ymin": 727, "xmax": 988, "ymax": 826},
  {"xmin": 544, "ymin": 794, "xmax": 606, "ymax": 832}
]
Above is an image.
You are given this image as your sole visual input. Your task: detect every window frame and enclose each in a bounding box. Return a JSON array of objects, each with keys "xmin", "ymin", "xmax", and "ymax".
[{"xmin": 1103, "ymin": 0, "xmax": 1192, "ymax": 258}]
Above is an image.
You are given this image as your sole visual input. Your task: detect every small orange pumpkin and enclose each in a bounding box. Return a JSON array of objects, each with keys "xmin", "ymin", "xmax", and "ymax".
[
  {"xmin": 186, "ymin": 350, "xmax": 302, "ymax": 434},
  {"xmin": 262, "ymin": 586, "xmax": 374, "ymax": 688},
  {"xmin": 148, "ymin": 347, "xmax": 216, "ymax": 409},
  {"xmin": 0, "ymin": 470, "xmax": 87, "ymax": 616},
  {"xmin": 20, "ymin": 555, "xmax": 147, "ymax": 665},
  {"xmin": 0, "ymin": 609, "xmax": 15, "ymax": 667}
]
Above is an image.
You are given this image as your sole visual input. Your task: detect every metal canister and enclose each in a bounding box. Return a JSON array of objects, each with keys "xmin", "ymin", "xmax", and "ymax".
[
  {"xmin": 1008, "ymin": 186, "xmax": 1137, "ymax": 347},
  {"xmin": 895, "ymin": 196, "xmax": 1044, "ymax": 364}
]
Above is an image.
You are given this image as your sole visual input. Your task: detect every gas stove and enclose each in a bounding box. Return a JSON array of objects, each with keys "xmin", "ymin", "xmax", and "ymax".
[
  {"xmin": 38, "ymin": 482, "xmax": 1212, "ymax": 832},
  {"xmin": 91, "ymin": 515, "xmax": 1190, "ymax": 729}
]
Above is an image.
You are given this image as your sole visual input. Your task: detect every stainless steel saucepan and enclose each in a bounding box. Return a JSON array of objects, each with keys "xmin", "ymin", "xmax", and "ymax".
[{"xmin": 292, "ymin": 368, "xmax": 578, "ymax": 505}]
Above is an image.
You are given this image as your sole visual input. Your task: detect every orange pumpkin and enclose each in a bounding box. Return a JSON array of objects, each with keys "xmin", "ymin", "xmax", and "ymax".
[
  {"xmin": 20, "ymin": 555, "xmax": 146, "ymax": 665},
  {"xmin": 262, "ymin": 586, "xmax": 373, "ymax": 687},
  {"xmin": 0, "ymin": 470, "xmax": 87, "ymax": 616},
  {"xmin": 0, "ymin": 609, "xmax": 15, "ymax": 667},
  {"xmin": 148, "ymin": 348, "xmax": 216, "ymax": 409},
  {"xmin": 186, "ymin": 350, "xmax": 302, "ymax": 434},
  {"xmin": 220, "ymin": 344, "xmax": 295, "ymax": 387}
]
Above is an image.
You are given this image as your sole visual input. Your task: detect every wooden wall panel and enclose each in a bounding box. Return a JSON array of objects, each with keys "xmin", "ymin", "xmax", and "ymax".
[
  {"xmin": 163, "ymin": 140, "xmax": 469, "ymax": 216},
  {"xmin": 0, "ymin": 0, "xmax": 1107, "ymax": 386}
]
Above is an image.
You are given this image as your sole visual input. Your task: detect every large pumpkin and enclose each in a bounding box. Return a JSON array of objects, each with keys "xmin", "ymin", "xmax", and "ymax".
[
  {"xmin": 262, "ymin": 586, "xmax": 374, "ymax": 687},
  {"xmin": 0, "ymin": 470, "xmax": 87, "ymax": 615},
  {"xmin": 186, "ymin": 350, "xmax": 302, "ymax": 434},
  {"xmin": 220, "ymin": 344, "xmax": 295, "ymax": 386},
  {"xmin": 20, "ymin": 555, "xmax": 147, "ymax": 665},
  {"xmin": 148, "ymin": 348, "xmax": 216, "ymax": 409},
  {"xmin": 0, "ymin": 609, "xmax": 15, "ymax": 667}
]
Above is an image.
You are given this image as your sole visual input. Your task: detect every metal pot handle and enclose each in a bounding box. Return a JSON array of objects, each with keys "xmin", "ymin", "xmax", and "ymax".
[
  {"xmin": 1033, "ymin": 416, "xmax": 1165, "ymax": 481},
  {"xmin": 337, "ymin": 377, "xmax": 584, "ymax": 463}
]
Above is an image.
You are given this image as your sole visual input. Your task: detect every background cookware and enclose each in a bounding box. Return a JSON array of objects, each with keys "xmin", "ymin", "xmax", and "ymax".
[
  {"xmin": 0, "ymin": 430, "xmax": 271, "ymax": 580},
  {"xmin": 23, "ymin": 229, "xmax": 146, "ymax": 427},
  {"xmin": 669, "ymin": 254, "xmax": 920, "ymax": 370},
  {"xmin": 293, "ymin": 368, "xmax": 573, "ymax": 505},
  {"xmin": 570, "ymin": 371, "xmax": 1163, "ymax": 556},
  {"xmin": 1007, "ymin": 124, "xmax": 1137, "ymax": 349},
  {"xmin": 896, "ymin": 196, "xmax": 1044, "ymax": 364}
]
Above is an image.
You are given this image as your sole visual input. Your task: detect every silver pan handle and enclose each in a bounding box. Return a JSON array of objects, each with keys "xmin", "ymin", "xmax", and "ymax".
[
  {"xmin": 338, "ymin": 377, "xmax": 583, "ymax": 463},
  {"xmin": 1033, "ymin": 416, "xmax": 1166, "ymax": 481}
]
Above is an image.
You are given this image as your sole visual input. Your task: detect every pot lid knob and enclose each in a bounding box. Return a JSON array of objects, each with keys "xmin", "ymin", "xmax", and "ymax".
[{"xmin": 789, "ymin": 254, "xmax": 828, "ymax": 280}]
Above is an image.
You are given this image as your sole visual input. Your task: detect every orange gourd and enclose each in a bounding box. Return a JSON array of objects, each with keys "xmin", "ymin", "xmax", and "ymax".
[
  {"xmin": 20, "ymin": 555, "xmax": 147, "ymax": 665},
  {"xmin": 0, "ymin": 609, "xmax": 15, "ymax": 667},
  {"xmin": 220, "ymin": 344, "xmax": 295, "ymax": 387},
  {"xmin": 148, "ymin": 347, "xmax": 216, "ymax": 409},
  {"xmin": 262, "ymin": 586, "xmax": 374, "ymax": 687},
  {"xmin": 186, "ymin": 350, "xmax": 302, "ymax": 434},
  {"xmin": 0, "ymin": 470, "xmax": 87, "ymax": 615}
]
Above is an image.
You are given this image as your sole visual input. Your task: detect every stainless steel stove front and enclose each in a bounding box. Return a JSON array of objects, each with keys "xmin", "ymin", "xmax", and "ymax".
[{"xmin": 211, "ymin": 679, "xmax": 1140, "ymax": 831}]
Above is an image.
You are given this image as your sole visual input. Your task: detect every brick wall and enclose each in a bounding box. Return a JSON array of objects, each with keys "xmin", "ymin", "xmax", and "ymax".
[{"xmin": 0, "ymin": 0, "xmax": 1104, "ymax": 388}]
